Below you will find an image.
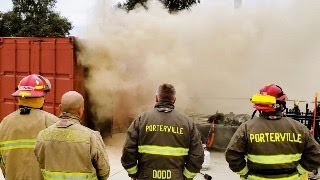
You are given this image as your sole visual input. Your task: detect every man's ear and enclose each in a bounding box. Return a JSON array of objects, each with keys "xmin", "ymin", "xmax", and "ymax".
[
  {"xmin": 172, "ymin": 97, "xmax": 176, "ymax": 104},
  {"xmin": 78, "ymin": 105, "xmax": 84, "ymax": 118},
  {"xmin": 156, "ymin": 95, "xmax": 159, "ymax": 102},
  {"xmin": 59, "ymin": 104, "xmax": 62, "ymax": 112}
]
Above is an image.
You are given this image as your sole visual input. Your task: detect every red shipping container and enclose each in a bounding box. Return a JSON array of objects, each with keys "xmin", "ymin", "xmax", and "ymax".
[{"xmin": 0, "ymin": 37, "xmax": 86, "ymax": 125}]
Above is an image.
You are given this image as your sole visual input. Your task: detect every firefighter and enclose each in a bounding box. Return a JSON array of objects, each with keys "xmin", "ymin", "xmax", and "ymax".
[
  {"xmin": 121, "ymin": 83, "xmax": 204, "ymax": 180},
  {"xmin": 225, "ymin": 84, "xmax": 320, "ymax": 180},
  {"xmin": 34, "ymin": 91, "xmax": 110, "ymax": 180},
  {"xmin": 0, "ymin": 74, "xmax": 58, "ymax": 180}
]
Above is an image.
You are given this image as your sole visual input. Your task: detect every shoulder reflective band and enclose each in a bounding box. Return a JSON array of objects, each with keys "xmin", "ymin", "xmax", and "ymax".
[
  {"xmin": 237, "ymin": 165, "xmax": 249, "ymax": 175},
  {"xmin": 126, "ymin": 165, "xmax": 138, "ymax": 174},
  {"xmin": 297, "ymin": 164, "xmax": 309, "ymax": 175},
  {"xmin": 183, "ymin": 167, "xmax": 197, "ymax": 179},
  {"xmin": 0, "ymin": 139, "xmax": 36, "ymax": 150},
  {"xmin": 247, "ymin": 173, "xmax": 300, "ymax": 180},
  {"xmin": 138, "ymin": 145, "xmax": 189, "ymax": 156},
  {"xmin": 41, "ymin": 170, "xmax": 97, "ymax": 180},
  {"xmin": 248, "ymin": 154, "xmax": 301, "ymax": 164}
]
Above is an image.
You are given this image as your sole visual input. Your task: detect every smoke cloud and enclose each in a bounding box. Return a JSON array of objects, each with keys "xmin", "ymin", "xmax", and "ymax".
[{"xmin": 77, "ymin": 0, "xmax": 320, "ymax": 131}]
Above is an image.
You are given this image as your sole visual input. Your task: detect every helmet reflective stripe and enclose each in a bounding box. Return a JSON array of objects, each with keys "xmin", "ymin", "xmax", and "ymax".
[
  {"xmin": 251, "ymin": 94, "xmax": 276, "ymax": 105},
  {"xmin": 35, "ymin": 85, "xmax": 45, "ymax": 90}
]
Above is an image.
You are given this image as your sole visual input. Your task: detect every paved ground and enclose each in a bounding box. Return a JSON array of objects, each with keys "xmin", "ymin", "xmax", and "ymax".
[
  {"xmin": 0, "ymin": 133, "xmax": 238, "ymax": 180},
  {"xmin": 105, "ymin": 133, "xmax": 238, "ymax": 180}
]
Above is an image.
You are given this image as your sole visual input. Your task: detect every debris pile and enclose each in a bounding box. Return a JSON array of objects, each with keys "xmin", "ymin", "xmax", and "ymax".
[{"xmin": 207, "ymin": 112, "xmax": 250, "ymax": 126}]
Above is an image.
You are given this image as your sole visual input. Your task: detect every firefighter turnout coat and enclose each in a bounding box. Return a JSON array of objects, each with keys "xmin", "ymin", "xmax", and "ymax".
[
  {"xmin": 0, "ymin": 109, "xmax": 58, "ymax": 180},
  {"xmin": 34, "ymin": 112, "xmax": 110, "ymax": 180},
  {"xmin": 121, "ymin": 102, "xmax": 204, "ymax": 180},
  {"xmin": 225, "ymin": 115, "xmax": 320, "ymax": 180}
]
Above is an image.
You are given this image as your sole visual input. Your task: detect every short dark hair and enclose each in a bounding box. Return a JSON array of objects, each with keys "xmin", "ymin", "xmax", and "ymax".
[{"xmin": 157, "ymin": 83, "xmax": 176, "ymax": 102}]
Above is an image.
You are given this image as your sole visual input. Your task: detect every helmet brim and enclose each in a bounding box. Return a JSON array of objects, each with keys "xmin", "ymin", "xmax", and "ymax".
[
  {"xmin": 11, "ymin": 90, "xmax": 46, "ymax": 98},
  {"xmin": 253, "ymin": 104, "xmax": 275, "ymax": 112}
]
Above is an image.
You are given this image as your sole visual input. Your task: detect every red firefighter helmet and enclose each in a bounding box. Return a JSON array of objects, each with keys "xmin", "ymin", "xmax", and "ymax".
[
  {"xmin": 251, "ymin": 84, "xmax": 287, "ymax": 112},
  {"xmin": 12, "ymin": 74, "xmax": 51, "ymax": 98}
]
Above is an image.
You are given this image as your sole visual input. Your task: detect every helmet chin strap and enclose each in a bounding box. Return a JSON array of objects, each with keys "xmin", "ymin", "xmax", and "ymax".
[
  {"xmin": 19, "ymin": 106, "xmax": 32, "ymax": 115},
  {"xmin": 275, "ymin": 102, "xmax": 286, "ymax": 112},
  {"xmin": 251, "ymin": 110, "xmax": 258, "ymax": 119}
]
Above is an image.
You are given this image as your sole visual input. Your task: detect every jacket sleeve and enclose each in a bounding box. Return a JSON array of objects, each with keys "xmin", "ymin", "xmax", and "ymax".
[
  {"xmin": 44, "ymin": 113, "xmax": 59, "ymax": 128},
  {"xmin": 0, "ymin": 154, "xmax": 4, "ymax": 177},
  {"xmin": 225, "ymin": 123, "xmax": 249, "ymax": 176},
  {"xmin": 91, "ymin": 131, "xmax": 110, "ymax": 180},
  {"xmin": 0, "ymin": 121, "xmax": 5, "ymax": 177},
  {"xmin": 183, "ymin": 122, "xmax": 204, "ymax": 180},
  {"xmin": 121, "ymin": 117, "xmax": 140, "ymax": 178},
  {"xmin": 297, "ymin": 126, "xmax": 320, "ymax": 174}
]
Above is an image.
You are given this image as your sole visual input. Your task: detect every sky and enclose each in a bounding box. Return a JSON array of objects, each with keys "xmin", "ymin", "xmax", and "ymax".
[
  {"xmin": 0, "ymin": 0, "xmax": 291, "ymax": 36},
  {"xmin": 0, "ymin": 0, "xmax": 122, "ymax": 35}
]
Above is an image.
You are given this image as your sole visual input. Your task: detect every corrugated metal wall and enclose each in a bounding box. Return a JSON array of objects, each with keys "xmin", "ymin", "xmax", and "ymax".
[{"xmin": 0, "ymin": 37, "xmax": 87, "ymax": 125}]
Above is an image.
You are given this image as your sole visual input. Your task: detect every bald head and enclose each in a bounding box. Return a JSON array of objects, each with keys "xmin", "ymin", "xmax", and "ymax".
[{"xmin": 60, "ymin": 91, "xmax": 84, "ymax": 115}]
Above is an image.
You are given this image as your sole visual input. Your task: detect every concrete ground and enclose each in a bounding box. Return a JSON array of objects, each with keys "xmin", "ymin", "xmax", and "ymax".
[{"xmin": 0, "ymin": 133, "xmax": 238, "ymax": 180}]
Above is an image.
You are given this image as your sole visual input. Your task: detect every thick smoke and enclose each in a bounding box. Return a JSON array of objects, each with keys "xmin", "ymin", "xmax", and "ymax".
[{"xmin": 78, "ymin": 0, "xmax": 320, "ymax": 130}]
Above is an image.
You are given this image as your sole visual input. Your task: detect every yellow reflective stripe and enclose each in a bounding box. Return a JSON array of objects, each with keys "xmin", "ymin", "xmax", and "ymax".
[
  {"xmin": 138, "ymin": 145, "xmax": 189, "ymax": 156},
  {"xmin": 297, "ymin": 164, "xmax": 309, "ymax": 174},
  {"xmin": 35, "ymin": 85, "xmax": 45, "ymax": 90},
  {"xmin": 251, "ymin": 94, "xmax": 276, "ymax": 105},
  {"xmin": 247, "ymin": 173, "xmax": 300, "ymax": 180},
  {"xmin": 42, "ymin": 169, "xmax": 97, "ymax": 180},
  {"xmin": 300, "ymin": 173, "xmax": 309, "ymax": 180},
  {"xmin": 247, "ymin": 154, "xmax": 301, "ymax": 164},
  {"xmin": 0, "ymin": 139, "xmax": 36, "ymax": 150},
  {"xmin": 183, "ymin": 168, "xmax": 197, "ymax": 179},
  {"xmin": 237, "ymin": 165, "xmax": 249, "ymax": 175},
  {"xmin": 126, "ymin": 165, "xmax": 138, "ymax": 174}
]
